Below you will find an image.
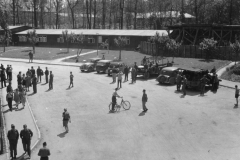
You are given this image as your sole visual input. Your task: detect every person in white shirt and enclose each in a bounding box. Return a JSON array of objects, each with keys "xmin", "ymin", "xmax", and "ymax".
[
  {"xmin": 111, "ymin": 88, "xmax": 121, "ymax": 111},
  {"xmin": 117, "ymin": 71, "xmax": 123, "ymax": 88}
]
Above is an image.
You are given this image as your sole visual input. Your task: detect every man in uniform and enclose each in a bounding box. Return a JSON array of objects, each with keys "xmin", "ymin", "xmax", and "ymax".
[
  {"xmin": 182, "ymin": 75, "xmax": 187, "ymax": 96},
  {"xmin": 45, "ymin": 67, "xmax": 49, "ymax": 83},
  {"xmin": 69, "ymin": 72, "xmax": 74, "ymax": 88},
  {"xmin": 17, "ymin": 72, "xmax": 22, "ymax": 86},
  {"xmin": 200, "ymin": 75, "xmax": 209, "ymax": 96},
  {"xmin": 32, "ymin": 74, "xmax": 37, "ymax": 93},
  {"xmin": 30, "ymin": 66, "xmax": 35, "ymax": 79},
  {"xmin": 49, "ymin": 71, "xmax": 54, "ymax": 90},
  {"xmin": 1, "ymin": 66, "xmax": 6, "ymax": 88},
  {"xmin": 36, "ymin": 66, "xmax": 43, "ymax": 83},
  {"xmin": 62, "ymin": 108, "xmax": 71, "ymax": 132},
  {"xmin": 7, "ymin": 124, "xmax": 19, "ymax": 159},
  {"xmin": 176, "ymin": 72, "xmax": 182, "ymax": 91},
  {"xmin": 20, "ymin": 124, "xmax": 33, "ymax": 159}
]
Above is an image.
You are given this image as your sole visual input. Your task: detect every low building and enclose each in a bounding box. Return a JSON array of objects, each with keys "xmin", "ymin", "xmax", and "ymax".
[{"xmin": 14, "ymin": 29, "xmax": 168, "ymax": 50}]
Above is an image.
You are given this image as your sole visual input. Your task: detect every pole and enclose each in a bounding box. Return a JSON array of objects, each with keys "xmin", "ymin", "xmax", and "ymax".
[{"xmin": 97, "ymin": 33, "xmax": 99, "ymax": 56}]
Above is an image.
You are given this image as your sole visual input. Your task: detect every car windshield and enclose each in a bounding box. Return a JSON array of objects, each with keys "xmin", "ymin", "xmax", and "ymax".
[
  {"xmin": 109, "ymin": 64, "xmax": 119, "ymax": 68},
  {"xmin": 97, "ymin": 62, "xmax": 107, "ymax": 66},
  {"xmin": 160, "ymin": 70, "xmax": 173, "ymax": 76}
]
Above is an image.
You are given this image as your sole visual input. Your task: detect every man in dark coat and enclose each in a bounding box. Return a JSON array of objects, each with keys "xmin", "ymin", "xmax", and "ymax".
[
  {"xmin": 49, "ymin": 71, "xmax": 54, "ymax": 90},
  {"xmin": 45, "ymin": 67, "xmax": 49, "ymax": 83},
  {"xmin": 124, "ymin": 65, "xmax": 129, "ymax": 81},
  {"xmin": 6, "ymin": 65, "xmax": 10, "ymax": 80},
  {"xmin": 17, "ymin": 72, "xmax": 22, "ymax": 86},
  {"xmin": 36, "ymin": 66, "xmax": 43, "ymax": 83},
  {"xmin": 30, "ymin": 66, "xmax": 35, "ymax": 78},
  {"xmin": 1, "ymin": 65, "xmax": 6, "ymax": 88},
  {"xmin": 176, "ymin": 73, "xmax": 182, "ymax": 91},
  {"xmin": 9, "ymin": 65, "xmax": 13, "ymax": 82},
  {"xmin": 32, "ymin": 74, "xmax": 37, "ymax": 93},
  {"xmin": 6, "ymin": 82, "xmax": 13, "ymax": 93},
  {"xmin": 20, "ymin": 124, "xmax": 33, "ymax": 159},
  {"xmin": 7, "ymin": 124, "xmax": 19, "ymax": 159}
]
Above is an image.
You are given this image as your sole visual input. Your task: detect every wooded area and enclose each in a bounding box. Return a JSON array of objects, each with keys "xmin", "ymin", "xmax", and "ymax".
[{"xmin": 1, "ymin": 0, "xmax": 240, "ymax": 30}]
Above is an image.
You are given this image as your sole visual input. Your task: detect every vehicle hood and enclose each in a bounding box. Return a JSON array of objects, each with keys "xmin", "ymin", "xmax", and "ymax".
[{"xmin": 82, "ymin": 62, "xmax": 94, "ymax": 66}]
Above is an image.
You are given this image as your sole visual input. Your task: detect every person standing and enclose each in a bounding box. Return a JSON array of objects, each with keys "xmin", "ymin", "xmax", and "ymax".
[
  {"xmin": 32, "ymin": 74, "xmax": 37, "ymax": 93},
  {"xmin": 6, "ymin": 65, "xmax": 10, "ymax": 80},
  {"xmin": 38, "ymin": 142, "xmax": 51, "ymax": 160},
  {"xmin": 37, "ymin": 66, "xmax": 43, "ymax": 83},
  {"xmin": 29, "ymin": 51, "xmax": 33, "ymax": 63},
  {"xmin": 6, "ymin": 82, "xmax": 13, "ymax": 93},
  {"xmin": 17, "ymin": 72, "xmax": 22, "ymax": 86},
  {"xmin": 111, "ymin": 88, "xmax": 121, "ymax": 112},
  {"xmin": 62, "ymin": 108, "xmax": 71, "ymax": 132},
  {"xmin": 176, "ymin": 73, "xmax": 182, "ymax": 91},
  {"xmin": 31, "ymin": 67, "xmax": 35, "ymax": 79},
  {"xmin": 200, "ymin": 75, "xmax": 209, "ymax": 96},
  {"xmin": 124, "ymin": 65, "xmax": 129, "ymax": 81},
  {"xmin": 6, "ymin": 92, "xmax": 13, "ymax": 111},
  {"xmin": 235, "ymin": 85, "xmax": 239, "ymax": 106},
  {"xmin": 69, "ymin": 72, "xmax": 74, "ymax": 88},
  {"xmin": 142, "ymin": 89, "xmax": 148, "ymax": 112},
  {"xmin": 25, "ymin": 75, "xmax": 31, "ymax": 92},
  {"xmin": 7, "ymin": 124, "xmax": 19, "ymax": 159},
  {"xmin": 20, "ymin": 124, "xmax": 33, "ymax": 159},
  {"xmin": 131, "ymin": 67, "xmax": 137, "ymax": 83},
  {"xmin": 9, "ymin": 65, "xmax": 13, "ymax": 82},
  {"xmin": 49, "ymin": 71, "xmax": 54, "ymax": 90},
  {"xmin": 45, "ymin": 67, "xmax": 49, "ymax": 83},
  {"xmin": 112, "ymin": 66, "xmax": 117, "ymax": 83},
  {"xmin": 182, "ymin": 75, "xmax": 187, "ymax": 96},
  {"xmin": 1, "ymin": 66, "xmax": 6, "ymax": 88},
  {"xmin": 19, "ymin": 88, "xmax": 26, "ymax": 108},
  {"xmin": 117, "ymin": 71, "xmax": 123, "ymax": 88},
  {"xmin": 14, "ymin": 89, "xmax": 20, "ymax": 109},
  {"xmin": 22, "ymin": 74, "xmax": 26, "ymax": 88},
  {"xmin": 102, "ymin": 55, "xmax": 105, "ymax": 60}
]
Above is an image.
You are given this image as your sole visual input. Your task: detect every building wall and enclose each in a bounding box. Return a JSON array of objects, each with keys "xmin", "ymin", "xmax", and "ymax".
[{"xmin": 13, "ymin": 34, "xmax": 149, "ymax": 50}]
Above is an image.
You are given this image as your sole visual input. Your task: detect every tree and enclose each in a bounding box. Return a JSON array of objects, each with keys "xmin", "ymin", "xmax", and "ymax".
[
  {"xmin": 166, "ymin": 39, "xmax": 181, "ymax": 63},
  {"xmin": 114, "ymin": 36, "xmax": 127, "ymax": 60},
  {"xmin": 101, "ymin": 39, "xmax": 109, "ymax": 54},
  {"xmin": 0, "ymin": 4, "xmax": 12, "ymax": 52},
  {"xmin": 72, "ymin": 33, "xmax": 85, "ymax": 61},
  {"xmin": 27, "ymin": 29, "xmax": 38, "ymax": 54},
  {"xmin": 53, "ymin": 0, "xmax": 63, "ymax": 29},
  {"xmin": 61, "ymin": 30, "xmax": 74, "ymax": 53},
  {"xmin": 199, "ymin": 38, "xmax": 217, "ymax": 60},
  {"xmin": 230, "ymin": 40, "xmax": 240, "ymax": 65},
  {"xmin": 66, "ymin": 0, "xmax": 80, "ymax": 29}
]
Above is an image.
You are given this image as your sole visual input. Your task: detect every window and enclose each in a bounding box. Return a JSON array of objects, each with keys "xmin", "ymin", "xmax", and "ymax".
[
  {"xmin": 19, "ymin": 36, "xmax": 27, "ymax": 42},
  {"xmin": 126, "ymin": 37, "xmax": 130, "ymax": 45},
  {"xmin": 88, "ymin": 36, "xmax": 95, "ymax": 43},
  {"xmin": 57, "ymin": 37, "xmax": 64, "ymax": 43},
  {"xmin": 39, "ymin": 36, "xmax": 47, "ymax": 42}
]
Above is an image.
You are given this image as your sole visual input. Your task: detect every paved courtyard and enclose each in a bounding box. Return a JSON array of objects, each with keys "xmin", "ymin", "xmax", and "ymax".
[{"xmin": 1, "ymin": 61, "xmax": 240, "ymax": 160}]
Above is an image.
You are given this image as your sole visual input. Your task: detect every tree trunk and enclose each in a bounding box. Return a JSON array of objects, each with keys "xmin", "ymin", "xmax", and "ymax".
[
  {"xmin": 71, "ymin": 9, "xmax": 75, "ymax": 29},
  {"xmin": 102, "ymin": 0, "xmax": 106, "ymax": 29},
  {"xmin": 12, "ymin": 0, "xmax": 16, "ymax": 25},
  {"xmin": 120, "ymin": 0, "xmax": 124, "ymax": 29},
  {"xmin": 86, "ymin": 0, "xmax": 90, "ymax": 29},
  {"xmin": 109, "ymin": 0, "xmax": 112, "ymax": 29},
  {"xmin": 119, "ymin": 48, "xmax": 122, "ymax": 60},
  {"xmin": 55, "ymin": 2, "xmax": 59, "ymax": 29},
  {"xmin": 93, "ymin": 0, "xmax": 96, "ymax": 29},
  {"xmin": 33, "ymin": 45, "xmax": 35, "ymax": 54},
  {"xmin": 89, "ymin": 0, "xmax": 92, "ymax": 29},
  {"xmin": 194, "ymin": 0, "xmax": 198, "ymax": 24},
  {"xmin": 229, "ymin": 0, "xmax": 233, "ymax": 25},
  {"xmin": 133, "ymin": 0, "xmax": 138, "ymax": 29},
  {"xmin": 33, "ymin": 0, "xmax": 38, "ymax": 28}
]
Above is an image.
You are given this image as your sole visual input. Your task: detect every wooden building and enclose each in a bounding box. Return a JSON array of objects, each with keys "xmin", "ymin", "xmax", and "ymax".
[{"xmin": 13, "ymin": 29, "xmax": 168, "ymax": 50}]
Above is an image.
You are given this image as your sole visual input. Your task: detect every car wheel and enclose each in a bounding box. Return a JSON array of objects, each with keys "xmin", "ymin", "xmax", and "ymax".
[
  {"xmin": 169, "ymin": 77, "xmax": 175, "ymax": 85},
  {"xmin": 97, "ymin": 71, "xmax": 100, "ymax": 74},
  {"xmin": 159, "ymin": 76, "xmax": 166, "ymax": 83},
  {"xmin": 81, "ymin": 70, "xmax": 84, "ymax": 72}
]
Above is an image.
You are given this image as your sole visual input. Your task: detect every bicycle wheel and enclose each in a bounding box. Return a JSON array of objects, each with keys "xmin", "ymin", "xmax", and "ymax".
[
  {"xmin": 122, "ymin": 101, "xmax": 131, "ymax": 110},
  {"xmin": 109, "ymin": 102, "xmax": 117, "ymax": 112}
]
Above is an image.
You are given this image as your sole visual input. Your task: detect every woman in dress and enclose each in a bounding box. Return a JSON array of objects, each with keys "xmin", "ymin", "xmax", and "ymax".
[{"xmin": 13, "ymin": 89, "xmax": 20, "ymax": 109}]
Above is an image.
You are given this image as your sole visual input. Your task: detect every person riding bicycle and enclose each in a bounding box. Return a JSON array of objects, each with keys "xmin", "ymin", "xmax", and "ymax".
[{"xmin": 112, "ymin": 88, "xmax": 121, "ymax": 111}]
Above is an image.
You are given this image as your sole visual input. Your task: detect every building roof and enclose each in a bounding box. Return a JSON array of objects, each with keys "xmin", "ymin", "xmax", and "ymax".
[
  {"xmin": 16, "ymin": 29, "xmax": 169, "ymax": 37},
  {"xmin": 0, "ymin": 26, "xmax": 25, "ymax": 31},
  {"xmin": 137, "ymin": 11, "xmax": 195, "ymax": 19}
]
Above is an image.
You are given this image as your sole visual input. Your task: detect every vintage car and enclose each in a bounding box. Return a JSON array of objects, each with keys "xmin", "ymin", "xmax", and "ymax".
[
  {"xmin": 96, "ymin": 60, "xmax": 112, "ymax": 73},
  {"xmin": 156, "ymin": 67, "xmax": 182, "ymax": 84},
  {"xmin": 107, "ymin": 61, "xmax": 125, "ymax": 76},
  {"xmin": 136, "ymin": 62, "xmax": 173, "ymax": 79},
  {"xmin": 80, "ymin": 57, "xmax": 102, "ymax": 72},
  {"xmin": 181, "ymin": 67, "xmax": 221, "ymax": 90}
]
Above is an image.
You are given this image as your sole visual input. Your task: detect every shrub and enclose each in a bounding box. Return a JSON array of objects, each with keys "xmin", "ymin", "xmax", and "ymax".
[{"xmin": 233, "ymin": 68, "xmax": 240, "ymax": 75}]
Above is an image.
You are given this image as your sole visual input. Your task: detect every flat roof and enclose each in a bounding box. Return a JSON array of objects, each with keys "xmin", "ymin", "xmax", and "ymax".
[
  {"xmin": 0, "ymin": 26, "xmax": 25, "ymax": 31},
  {"xmin": 16, "ymin": 29, "xmax": 169, "ymax": 37}
]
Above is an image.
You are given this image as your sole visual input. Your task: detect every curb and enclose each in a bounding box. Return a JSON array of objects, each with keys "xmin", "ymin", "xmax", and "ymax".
[{"xmin": 0, "ymin": 98, "xmax": 8, "ymax": 159}]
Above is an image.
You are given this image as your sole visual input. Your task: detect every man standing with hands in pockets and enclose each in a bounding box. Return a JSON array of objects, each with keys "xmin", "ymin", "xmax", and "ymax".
[{"xmin": 62, "ymin": 108, "xmax": 71, "ymax": 133}]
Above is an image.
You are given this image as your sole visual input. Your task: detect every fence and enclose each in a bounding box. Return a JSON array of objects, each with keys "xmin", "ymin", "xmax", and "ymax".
[{"xmin": 140, "ymin": 41, "xmax": 237, "ymax": 61}]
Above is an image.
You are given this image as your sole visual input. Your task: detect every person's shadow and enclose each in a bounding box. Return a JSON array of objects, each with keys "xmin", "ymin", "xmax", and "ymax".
[
  {"xmin": 28, "ymin": 93, "xmax": 35, "ymax": 96},
  {"xmin": 57, "ymin": 131, "xmax": 67, "ymax": 138},
  {"xmin": 234, "ymin": 104, "xmax": 238, "ymax": 109},
  {"xmin": 139, "ymin": 111, "xmax": 145, "ymax": 116}
]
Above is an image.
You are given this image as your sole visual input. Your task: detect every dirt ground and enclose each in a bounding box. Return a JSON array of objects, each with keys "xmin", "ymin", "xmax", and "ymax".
[{"xmin": 2, "ymin": 61, "xmax": 240, "ymax": 160}]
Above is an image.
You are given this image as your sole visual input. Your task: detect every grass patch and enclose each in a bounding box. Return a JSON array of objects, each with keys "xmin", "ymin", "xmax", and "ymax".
[
  {"xmin": 0, "ymin": 46, "xmax": 92, "ymax": 60},
  {"xmin": 221, "ymin": 64, "xmax": 240, "ymax": 82}
]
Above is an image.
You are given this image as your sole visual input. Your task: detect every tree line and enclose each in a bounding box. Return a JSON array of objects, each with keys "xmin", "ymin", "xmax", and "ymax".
[{"xmin": 1, "ymin": 0, "xmax": 240, "ymax": 30}]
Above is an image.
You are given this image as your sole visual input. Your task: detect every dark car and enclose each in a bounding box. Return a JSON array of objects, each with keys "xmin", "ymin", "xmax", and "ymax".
[
  {"xmin": 107, "ymin": 61, "xmax": 125, "ymax": 76},
  {"xmin": 96, "ymin": 60, "xmax": 112, "ymax": 74},
  {"xmin": 156, "ymin": 67, "xmax": 182, "ymax": 84},
  {"xmin": 80, "ymin": 57, "xmax": 102, "ymax": 72}
]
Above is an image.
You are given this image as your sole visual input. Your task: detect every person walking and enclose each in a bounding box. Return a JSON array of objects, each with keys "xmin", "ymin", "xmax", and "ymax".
[
  {"xmin": 142, "ymin": 89, "xmax": 148, "ymax": 112},
  {"xmin": 117, "ymin": 71, "xmax": 123, "ymax": 88},
  {"xmin": 38, "ymin": 142, "xmax": 51, "ymax": 160},
  {"xmin": 20, "ymin": 124, "xmax": 33, "ymax": 159},
  {"xmin": 176, "ymin": 73, "xmax": 182, "ymax": 91},
  {"xmin": 17, "ymin": 72, "xmax": 22, "ymax": 86},
  {"xmin": 25, "ymin": 75, "xmax": 31, "ymax": 92},
  {"xmin": 124, "ymin": 65, "xmax": 129, "ymax": 81},
  {"xmin": 6, "ymin": 82, "xmax": 13, "ymax": 93},
  {"xmin": 45, "ymin": 67, "xmax": 49, "ymax": 83},
  {"xmin": 69, "ymin": 72, "xmax": 74, "ymax": 88},
  {"xmin": 62, "ymin": 108, "xmax": 71, "ymax": 133},
  {"xmin": 14, "ymin": 89, "xmax": 20, "ymax": 109},
  {"xmin": 37, "ymin": 66, "xmax": 43, "ymax": 83},
  {"xmin": 19, "ymin": 89, "xmax": 26, "ymax": 108},
  {"xmin": 1, "ymin": 66, "xmax": 6, "ymax": 88},
  {"xmin": 235, "ymin": 85, "xmax": 239, "ymax": 106},
  {"xmin": 6, "ymin": 92, "xmax": 13, "ymax": 111},
  {"xmin": 7, "ymin": 124, "xmax": 19, "ymax": 159},
  {"xmin": 49, "ymin": 71, "xmax": 54, "ymax": 90},
  {"xmin": 32, "ymin": 74, "xmax": 37, "ymax": 93},
  {"xmin": 29, "ymin": 51, "xmax": 33, "ymax": 63},
  {"xmin": 182, "ymin": 75, "xmax": 187, "ymax": 96},
  {"xmin": 112, "ymin": 66, "xmax": 117, "ymax": 83},
  {"xmin": 200, "ymin": 75, "xmax": 209, "ymax": 96},
  {"xmin": 111, "ymin": 88, "xmax": 121, "ymax": 112},
  {"xmin": 9, "ymin": 65, "xmax": 13, "ymax": 82}
]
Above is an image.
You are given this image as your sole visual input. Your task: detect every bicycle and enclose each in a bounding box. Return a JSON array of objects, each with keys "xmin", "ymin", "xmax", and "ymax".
[{"xmin": 109, "ymin": 97, "xmax": 131, "ymax": 112}]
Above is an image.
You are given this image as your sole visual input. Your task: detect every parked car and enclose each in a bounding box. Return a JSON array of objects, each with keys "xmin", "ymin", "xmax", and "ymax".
[
  {"xmin": 96, "ymin": 60, "xmax": 112, "ymax": 73},
  {"xmin": 156, "ymin": 67, "xmax": 182, "ymax": 84},
  {"xmin": 80, "ymin": 57, "xmax": 102, "ymax": 72},
  {"xmin": 107, "ymin": 61, "xmax": 125, "ymax": 76},
  {"xmin": 136, "ymin": 62, "xmax": 173, "ymax": 79},
  {"xmin": 181, "ymin": 67, "xmax": 221, "ymax": 90}
]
